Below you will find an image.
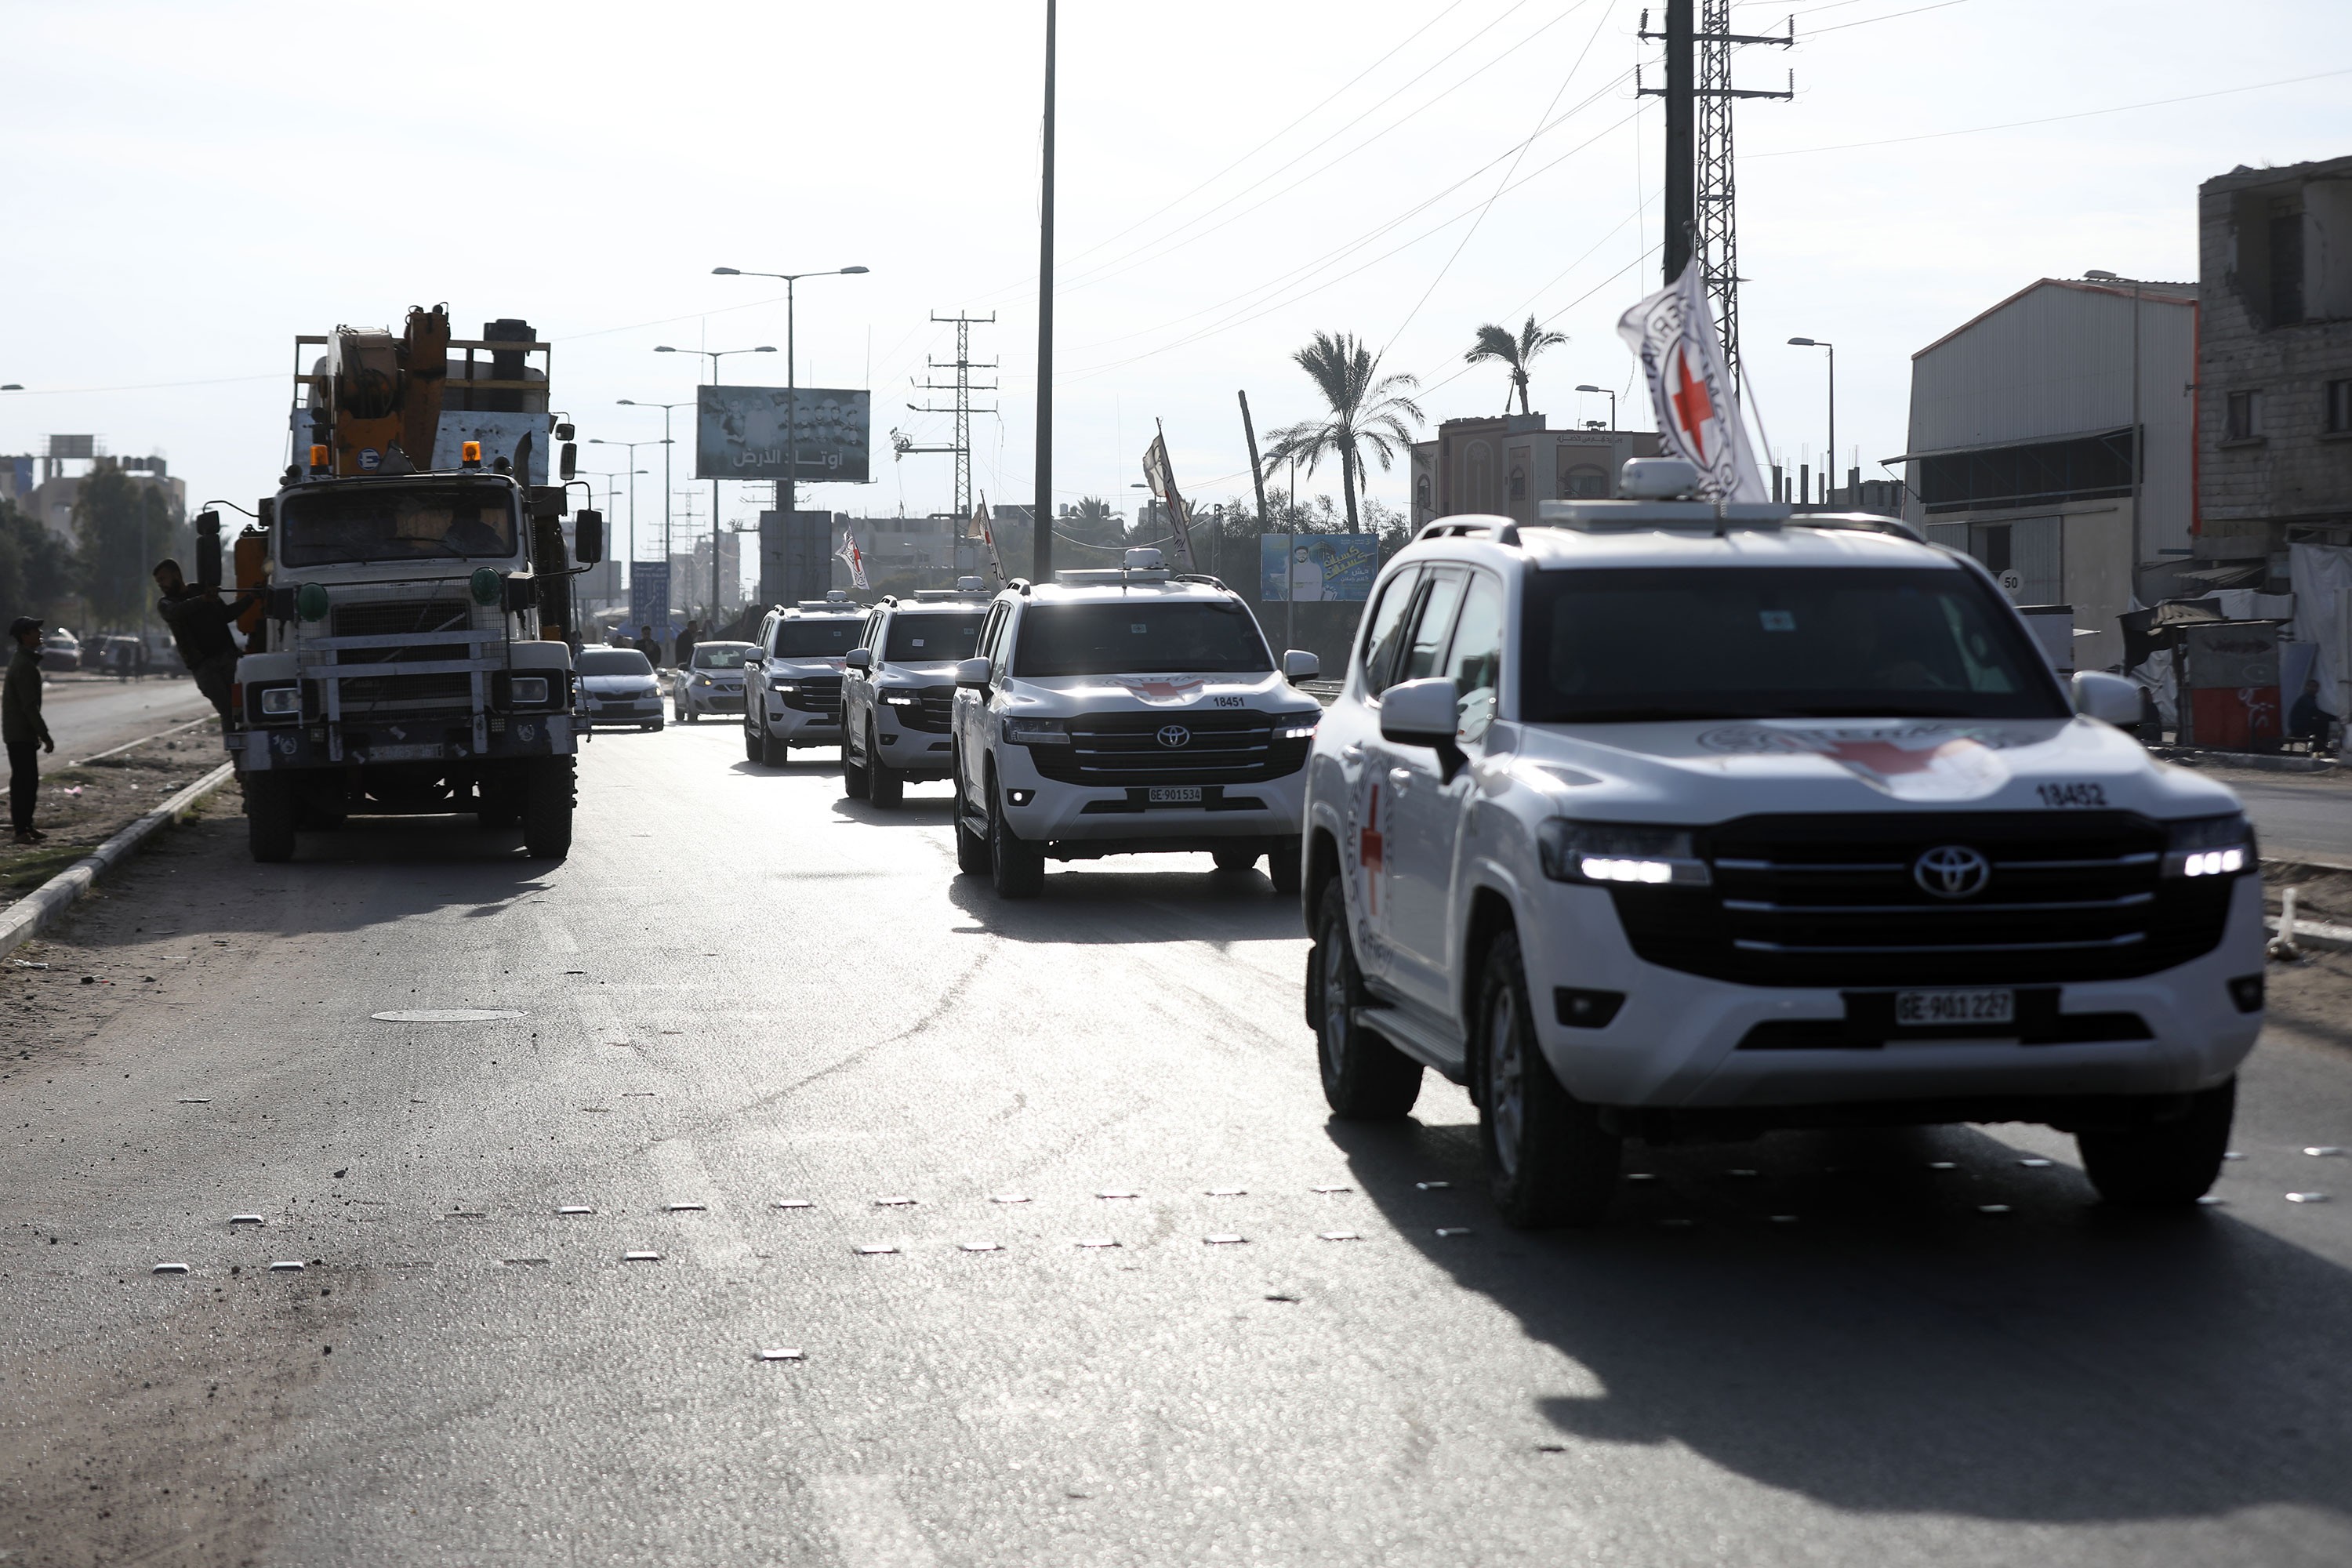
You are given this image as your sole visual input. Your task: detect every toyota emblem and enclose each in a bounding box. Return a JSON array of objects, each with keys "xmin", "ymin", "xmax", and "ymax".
[
  {"xmin": 1914, "ymin": 844, "xmax": 1991, "ymax": 898},
  {"xmin": 1156, "ymin": 724, "xmax": 1192, "ymax": 749}
]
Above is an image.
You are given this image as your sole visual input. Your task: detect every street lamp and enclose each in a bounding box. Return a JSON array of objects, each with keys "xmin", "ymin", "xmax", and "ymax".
[
  {"xmin": 2085, "ymin": 270, "xmax": 2145, "ymax": 599},
  {"xmin": 586, "ymin": 437, "xmax": 671, "ymax": 590},
  {"xmin": 711, "ymin": 264, "xmax": 871, "ymax": 590},
  {"xmin": 579, "ymin": 465, "xmax": 647, "ymax": 615},
  {"xmin": 616, "ymin": 399, "xmax": 693, "ymax": 651},
  {"xmin": 1788, "ymin": 338, "xmax": 1835, "ymax": 506},
  {"xmin": 1574, "ymin": 383, "xmax": 1617, "ymax": 431},
  {"xmin": 655, "ymin": 345, "xmax": 774, "ymax": 622}
]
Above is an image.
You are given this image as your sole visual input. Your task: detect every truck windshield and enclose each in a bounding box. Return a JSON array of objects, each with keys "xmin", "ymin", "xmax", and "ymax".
[
  {"xmin": 279, "ymin": 482, "xmax": 519, "ymax": 568},
  {"xmin": 772, "ymin": 619, "xmax": 864, "ymax": 657},
  {"xmin": 1014, "ymin": 601, "xmax": 1272, "ymax": 678},
  {"xmin": 883, "ymin": 612, "xmax": 983, "ymax": 662},
  {"xmin": 1521, "ymin": 565, "xmax": 2070, "ymax": 723}
]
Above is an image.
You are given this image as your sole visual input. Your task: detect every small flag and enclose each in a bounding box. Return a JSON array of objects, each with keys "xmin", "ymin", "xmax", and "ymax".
[
  {"xmin": 1617, "ymin": 260, "xmax": 1768, "ymax": 503},
  {"xmin": 971, "ymin": 497, "xmax": 1006, "ymax": 586},
  {"xmin": 1142, "ymin": 423, "xmax": 1199, "ymax": 571},
  {"xmin": 835, "ymin": 527, "xmax": 869, "ymax": 591}
]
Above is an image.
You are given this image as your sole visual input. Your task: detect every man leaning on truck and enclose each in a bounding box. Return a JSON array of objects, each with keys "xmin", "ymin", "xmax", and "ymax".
[{"xmin": 153, "ymin": 558, "xmax": 260, "ymax": 724}]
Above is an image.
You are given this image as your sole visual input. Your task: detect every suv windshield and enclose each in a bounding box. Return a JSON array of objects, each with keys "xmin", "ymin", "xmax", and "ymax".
[
  {"xmin": 883, "ymin": 612, "xmax": 983, "ymax": 662},
  {"xmin": 771, "ymin": 619, "xmax": 864, "ymax": 658},
  {"xmin": 280, "ymin": 482, "xmax": 518, "ymax": 568},
  {"xmin": 1014, "ymin": 601, "xmax": 1272, "ymax": 678},
  {"xmin": 691, "ymin": 643, "xmax": 752, "ymax": 670},
  {"xmin": 1523, "ymin": 565, "xmax": 2069, "ymax": 722},
  {"xmin": 579, "ymin": 649, "xmax": 654, "ymax": 677}
]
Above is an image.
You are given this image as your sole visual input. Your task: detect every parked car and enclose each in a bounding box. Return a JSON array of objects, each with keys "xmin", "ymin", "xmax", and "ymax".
[
  {"xmin": 38, "ymin": 630, "xmax": 81, "ymax": 672},
  {"xmin": 948, "ymin": 547, "xmax": 1323, "ymax": 896},
  {"xmin": 577, "ymin": 647, "xmax": 663, "ymax": 731},
  {"xmin": 1300, "ymin": 459, "xmax": 2263, "ymax": 1228},
  {"xmin": 744, "ymin": 593, "xmax": 869, "ymax": 765},
  {"xmin": 674, "ymin": 641, "xmax": 753, "ymax": 724},
  {"xmin": 840, "ymin": 586, "xmax": 990, "ymax": 805}
]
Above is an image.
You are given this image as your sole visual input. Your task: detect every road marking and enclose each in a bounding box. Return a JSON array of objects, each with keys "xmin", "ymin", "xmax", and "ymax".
[
  {"xmin": 71, "ymin": 713, "xmax": 216, "ymax": 766},
  {"xmin": 810, "ymin": 1475, "xmax": 940, "ymax": 1568},
  {"xmin": 646, "ymin": 1138, "xmax": 759, "ymax": 1272},
  {"xmin": 533, "ymin": 908, "xmax": 581, "ymax": 955}
]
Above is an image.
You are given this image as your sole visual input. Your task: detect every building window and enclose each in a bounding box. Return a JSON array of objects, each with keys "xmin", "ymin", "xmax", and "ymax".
[
  {"xmin": 1563, "ymin": 463, "xmax": 1608, "ymax": 499},
  {"xmin": 2227, "ymin": 390, "xmax": 2261, "ymax": 441},
  {"xmin": 1507, "ymin": 465, "xmax": 1526, "ymax": 502},
  {"xmin": 2328, "ymin": 379, "xmax": 2352, "ymax": 434},
  {"xmin": 1916, "ymin": 430, "xmax": 2132, "ymax": 514},
  {"xmin": 1415, "ymin": 474, "xmax": 1432, "ymax": 514}
]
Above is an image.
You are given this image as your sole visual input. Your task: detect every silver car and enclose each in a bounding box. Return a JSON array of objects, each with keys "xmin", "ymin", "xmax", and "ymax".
[{"xmin": 674, "ymin": 641, "xmax": 753, "ymax": 724}]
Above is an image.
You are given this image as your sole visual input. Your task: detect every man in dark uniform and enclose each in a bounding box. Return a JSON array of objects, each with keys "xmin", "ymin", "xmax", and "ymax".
[
  {"xmin": 676, "ymin": 619, "xmax": 700, "ymax": 670},
  {"xmin": 3, "ymin": 615, "xmax": 56, "ymax": 844},
  {"xmin": 633, "ymin": 624, "xmax": 660, "ymax": 663},
  {"xmin": 152, "ymin": 558, "xmax": 260, "ymax": 724}
]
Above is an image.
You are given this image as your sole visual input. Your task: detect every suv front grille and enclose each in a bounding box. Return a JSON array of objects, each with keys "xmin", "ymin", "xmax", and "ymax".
[
  {"xmin": 1027, "ymin": 711, "xmax": 1309, "ymax": 788},
  {"xmin": 896, "ymin": 686, "xmax": 955, "ymax": 734},
  {"xmin": 1610, "ymin": 812, "xmax": 2232, "ymax": 986},
  {"xmin": 782, "ymin": 675, "xmax": 844, "ymax": 719}
]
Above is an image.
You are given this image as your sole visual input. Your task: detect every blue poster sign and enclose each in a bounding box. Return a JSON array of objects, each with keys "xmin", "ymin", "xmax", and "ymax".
[
  {"xmin": 629, "ymin": 561, "xmax": 670, "ymax": 639},
  {"xmin": 1260, "ymin": 532, "xmax": 1376, "ymax": 602}
]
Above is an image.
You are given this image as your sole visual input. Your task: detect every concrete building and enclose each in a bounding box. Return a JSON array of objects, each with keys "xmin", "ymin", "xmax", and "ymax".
[
  {"xmin": 1408, "ymin": 415, "xmax": 1662, "ymax": 531},
  {"xmin": 1896, "ymin": 278, "xmax": 2198, "ymax": 672},
  {"xmin": 2197, "ymin": 154, "xmax": 2352, "ymax": 579},
  {"xmin": 2, "ymin": 438, "xmax": 186, "ymax": 543}
]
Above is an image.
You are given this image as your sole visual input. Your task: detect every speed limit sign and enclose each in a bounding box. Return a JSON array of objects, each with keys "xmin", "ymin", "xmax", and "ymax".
[{"xmin": 1998, "ymin": 569, "xmax": 2025, "ymax": 596}]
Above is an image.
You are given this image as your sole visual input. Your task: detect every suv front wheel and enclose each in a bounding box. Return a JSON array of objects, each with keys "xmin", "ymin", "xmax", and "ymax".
[
  {"xmin": 1310, "ymin": 884, "xmax": 1421, "ymax": 1119},
  {"xmin": 987, "ymin": 775, "xmax": 1044, "ymax": 898},
  {"xmin": 2077, "ymin": 1078, "xmax": 2235, "ymax": 1207},
  {"xmin": 1476, "ymin": 929, "xmax": 1619, "ymax": 1228}
]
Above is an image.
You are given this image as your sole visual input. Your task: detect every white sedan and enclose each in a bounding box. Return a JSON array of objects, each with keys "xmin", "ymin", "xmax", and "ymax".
[
  {"xmin": 578, "ymin": 647, "xmax": 664, "ymax": 732},
  {"xmin": 674, "ymin": 641, "xmax": 753, "ymax": 723}
]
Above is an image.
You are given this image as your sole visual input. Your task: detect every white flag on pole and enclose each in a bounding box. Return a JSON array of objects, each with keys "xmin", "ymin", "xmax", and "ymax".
[
  {"xmin": 1616, "ymin": 260, "xmax": 1769, "ymax": 503},
  {"xmin": 835, "ymin": 527, "xmax": 869, "ymax": 591},
  {"xmin": 971, "ymin": 496, "xmax": 1006, "ymax": 586},
  {"xmin": 1142, "ymin": 423, "xmax": 1199, "ymax": 571}
]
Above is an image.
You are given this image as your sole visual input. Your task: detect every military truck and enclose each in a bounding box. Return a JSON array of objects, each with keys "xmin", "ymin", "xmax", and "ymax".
[{"xmin": 221, "ymin": 307, "xmax": 604, "ymax": 862}]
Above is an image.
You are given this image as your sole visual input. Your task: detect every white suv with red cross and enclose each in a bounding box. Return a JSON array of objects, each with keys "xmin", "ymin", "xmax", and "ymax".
[
  {"xmin": 1301, "ymin": 460, "xmax": 2266, "ymax": 1227},
  {"xmin": 948, "ymin": 550, "xmax": 1325, "ymax": 897}
]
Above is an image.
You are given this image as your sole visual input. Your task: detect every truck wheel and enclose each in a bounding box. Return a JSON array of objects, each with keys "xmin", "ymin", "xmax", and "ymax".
[
  {"xmin": 1476, "ymin": 929, "xmax": 1619, "ymax": 1228},
  {"xmin": 1213, "ymin": 847, "xmax": 1261, "ymax": 873},
  {"xmin": 988, "ymin": 779, "xmax": 1044, "ymax": 898},
  {"xmin": 245, "ymin": 771, "xmax": 296, "ymax": 863},
  {"xmin": 1269, "ymin": 837, "xmax": 1305, "ymax": 896},
  {"xmin": 2078, "ymin": 1079, "xmax": 2235, "ymax": 1207},
  {"xmin": 1311, "ymin": 886, "xmax": 1421, "ymax": 1119},
  {"xmin": 868, "ymin": 726, "xmax": 903, "ymax": 808},
  {"xmin": 522, "ymin": 757, "xmax": 575, "ymax": 861}
]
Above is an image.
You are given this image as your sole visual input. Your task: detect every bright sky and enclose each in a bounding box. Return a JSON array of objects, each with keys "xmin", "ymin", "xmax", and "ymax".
[{"xmin": 4, "ymin": 0, "xmax": 2346, "ymax": 572}]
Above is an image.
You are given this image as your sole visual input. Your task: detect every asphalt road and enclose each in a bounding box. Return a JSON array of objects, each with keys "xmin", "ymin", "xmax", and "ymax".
[
  {"xmin": 34, "ymin": 673, "xmax": 216, "ymax": 761},
  {"xmin": 2223, "ymin": 770, "xmax": 2352, "ymax": 864},
  {"xmin": 5, "ymin": 726, "xmax": 2352, "ymax": 1566}
]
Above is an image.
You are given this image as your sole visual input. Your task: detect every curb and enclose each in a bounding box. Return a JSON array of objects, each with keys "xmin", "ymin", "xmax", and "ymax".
[
  {"xmin": 2154, "ymin": 746, "xmax": 2343, "ymax": 775},
  {"xmin": 0, "ymin": 762, "xmax": 236, "ymax": 961},
  {"xmin": 2277, "ymin": 916, "xmax": 2352, "ymax": 954}
]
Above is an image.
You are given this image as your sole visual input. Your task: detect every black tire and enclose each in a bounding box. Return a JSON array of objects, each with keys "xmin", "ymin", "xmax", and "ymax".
[
  {"xmin": 1269, "ymin": 837, "xmax": 1304, "ymax": 896},
  {"xmin": 987, "ymin": 775, "xmax": 1044, "ymax": 898},
  {"xmin": 2078, "ymin": 1079, "xmax": 2235, "ymax": 1207},
  {"xmin": 1476, "ymin": 929, "xmax": 1620, "ymax": 1228},
  {"xmin": 1309, "ymin": 884, "xmax": 1421, "ymax": 1119},
  {"xmin": 955, "ymin": 806, "xmax": 992, "ymax": 876},
  {"xmin": 843, "ymin": 722, "xmax": 870, "ymax": 800},
  {"xmin": 245, "ymin": 771, "xmax": 296, "ymax": 863},
  {"xmin": 1213, "ymin": 847, "xmax": 1261, "ymax": 873},
  {"xmin": 522, "ymin": 756, "xmax": 575, "ymax": 860},
  {"xmin": 760, "ymin": 725, "xmax": 787, "ymax": 767},
  {"xmin": 868, "ymin": 733, "xmax": 903, "ymax": 808},
  {"xmin": 744, "ymin": 721, "xmax": 760, "ymax": 762}
]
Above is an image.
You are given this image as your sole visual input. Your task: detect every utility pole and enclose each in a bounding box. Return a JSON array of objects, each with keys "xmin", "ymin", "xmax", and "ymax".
[
  {"xmin": 1033, "ymin": 0, "xmax": 1057, "ymax": 584},
  {"xmin": 895, "ymin": 312, "xmax": 997, "ymax": 576},
  {"xmin": 1641, "ymin": 3, "xmax": 1792, "ymax": 384}
]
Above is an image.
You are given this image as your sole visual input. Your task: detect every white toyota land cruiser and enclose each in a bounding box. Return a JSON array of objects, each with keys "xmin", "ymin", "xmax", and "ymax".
[
  {"xmin": 1302, "ymin": 460, "xmax": 2265, "ymax": 1226},
  {"xmin": 840, "ymin": 585, "xmax": 991, "ymax": 807},
  {"xmin": 949, "ymin": 548, "xmax": 1325, "ymax": 898},
  {"xmin": 744, "ymin": 593, "xmax": 869, "ymax": 767}
]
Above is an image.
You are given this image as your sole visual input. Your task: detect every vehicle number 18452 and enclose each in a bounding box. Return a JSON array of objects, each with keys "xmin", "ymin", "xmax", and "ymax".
[{"xmin": 2036, "ymin": 782, "xmax": 2107, "ymax": 808}]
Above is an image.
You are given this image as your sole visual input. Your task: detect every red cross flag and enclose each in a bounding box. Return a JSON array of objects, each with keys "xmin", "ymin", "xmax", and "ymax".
[
  {"xmin": 835, "ymin": 527, "xmax": 869, "ymax": 591},
  {"xmin": 1616, "ymin": 261, "xmax": 1768, "ymax": 503},
  {"xmin": 971, "ymin": 496, "xmax": 1006, "ymax": 586}
]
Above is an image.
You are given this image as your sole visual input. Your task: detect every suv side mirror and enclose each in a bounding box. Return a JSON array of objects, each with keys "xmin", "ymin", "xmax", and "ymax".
[
  {"xmin": 2072, "ymin": 670, "xmax": 2143, "ymax": 727},
  {"xmin": 1381, "ymin": 677, "xmax": 1466, "ymax": 781},
  {"xmin": 956, "ymin": 656, "xmax": 993, "ymax": 691},
  {"xmin": 1283, "ymin": 648, "xmax": 1319, "ymax": 684},
  {"xmin": 844, "ymin": 648, "xmax": 872, "ymax": 672},
  {"xmin": 574, "ymin": 510, "xmax": 604, "ymax": 565}
]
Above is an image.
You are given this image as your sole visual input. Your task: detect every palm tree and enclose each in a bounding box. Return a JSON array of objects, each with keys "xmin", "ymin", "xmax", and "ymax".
[
  {"xmin": 1260, "ymin": 331, "xmax": 1424, "ymax": 532},
  {"xmin": 1465, "ymin": 315, "xmax": 1566, "ymax": 416}
]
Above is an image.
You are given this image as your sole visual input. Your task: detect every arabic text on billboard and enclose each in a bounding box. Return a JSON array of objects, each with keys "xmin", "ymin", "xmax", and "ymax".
[
  {"xmin": 630, "ymin": 561, "xmax": 670, "ymax": 633},
  {"xmin": 697, "ymin": 387, "xmax": 870, "ymax": 484},
  {"xmin": 1261, "ymin": 533, "xmax": 1376, "ymax": 602}
]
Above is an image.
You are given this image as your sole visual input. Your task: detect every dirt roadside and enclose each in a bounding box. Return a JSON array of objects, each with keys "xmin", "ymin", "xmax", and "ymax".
[{"xmin": 1, "ymin": 728, "xmax": 231, "ymax": 904}]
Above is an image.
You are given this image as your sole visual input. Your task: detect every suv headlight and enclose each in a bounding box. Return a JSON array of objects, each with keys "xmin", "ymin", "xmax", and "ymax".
[
  {"xmin": 770, "ymin": 677, "xmax": 800, "ymax": 694},
  {"xmin": 1278, "ymin": 713, "xmax": 1319, "ymax": 741},
  {"xmin": 883, "ymin": 692, "xmax": 920, "ymax": 708},
  {"xmin": 1003, "ymin": 716, "xmax": 1071, "ymax": 746},
  {"xmin": 2164, "ymin": 814, "xmax": 2255, "ymax": 878},
  {"xmin": 1537, "ymin": 819, "xmax": 1711, "ymax": 887}
]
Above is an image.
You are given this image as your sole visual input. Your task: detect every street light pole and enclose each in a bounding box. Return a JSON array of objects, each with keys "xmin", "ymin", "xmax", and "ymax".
[
  {"xmin": 586, "ymin": 438, "xmax": 672, "ymax": 599},
  {"xmin": 710, "ymin": 264, "xmax": 869, "ymax": 598},
  {"xmin": 656, "ymin": 345, "xmax": 773, "ymax": 628},
  {"xmin": 1788, "ymin": 339, "xmax": 1834, "ymax": 504},
  {"xmin": 617, "ymin": 399, "xmax": 691, "ymax": 655},
  {"xmin": 1574, "ymin": 383, "xmax": 1617, "ymax": 431}
]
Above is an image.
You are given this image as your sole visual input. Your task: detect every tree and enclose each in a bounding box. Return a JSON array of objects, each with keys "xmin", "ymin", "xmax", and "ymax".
[
  {"xmin": 1465, "ymin": 314, "xmax": 1566, "ymax": 416},
  {"xmin": 72, "ymin": 461, "xmax": 187, "ymax": 628},
  {"xmin": 1260, "ymin": 331, "xmax": 1423, "ymax": 532},
  {"xmin": 0, "ymin": 500, "xmax": 76, "ymax": 622}
]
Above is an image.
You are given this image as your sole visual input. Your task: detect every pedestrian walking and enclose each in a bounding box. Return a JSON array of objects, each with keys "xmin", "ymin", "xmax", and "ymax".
[
  {"xmin": 152, "ymin": 559, "xmax": 260, "ymax": 725},
  {"xmin": 633, "ymin": 625, "xmax": 659, "ymax": 663},
  {"xmin": 4, "ymin": 616, "xmax": 56, "ymax": 844},
  {"xmin": 676, "ymin": 620, "xmax": 700, "ymax": 670}
]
